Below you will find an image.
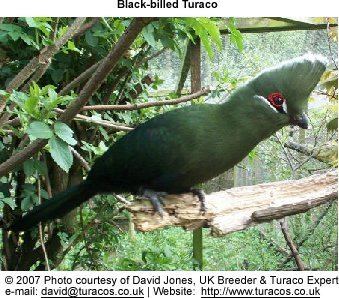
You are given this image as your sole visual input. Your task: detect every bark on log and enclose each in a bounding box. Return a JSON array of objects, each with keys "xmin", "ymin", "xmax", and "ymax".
[{"xmin": 126, "ymin": 170, "xmax": 337, "ymax": 236}]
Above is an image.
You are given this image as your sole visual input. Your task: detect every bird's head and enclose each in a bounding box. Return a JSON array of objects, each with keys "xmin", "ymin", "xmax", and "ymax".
[{"xmin": 248, "ymin": 54, "xmax": 327, "ymax": 129}]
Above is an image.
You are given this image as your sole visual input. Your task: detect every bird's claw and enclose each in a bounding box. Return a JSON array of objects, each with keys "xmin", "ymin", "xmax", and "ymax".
[
  {"xmin": 138, "ymin": 188, "xmax": 167, "ymax": 217},
  {"xmin": 191, "ymin": 188, "xmax": 206, "ymax": 214}
]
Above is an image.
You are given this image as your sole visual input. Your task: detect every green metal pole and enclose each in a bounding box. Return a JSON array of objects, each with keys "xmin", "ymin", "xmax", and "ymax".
[
  {"xmin": 193, "ymin": 227, "xmax": 203, "ymax": 270},
  {"xmin": 190, "ymin": 37, "xmax": 203, "ymax": 271}
]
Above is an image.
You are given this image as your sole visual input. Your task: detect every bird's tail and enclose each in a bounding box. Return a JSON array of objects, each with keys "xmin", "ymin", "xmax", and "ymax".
[{"xmin": 9, "ymin": 181, "xmax": 96, "ymax": 232}]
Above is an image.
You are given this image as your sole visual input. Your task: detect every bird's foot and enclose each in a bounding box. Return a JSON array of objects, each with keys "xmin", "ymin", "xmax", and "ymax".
[
  {"xmin": 138, "ymin": 188, "xmax": 167, "ymax": 217},
  {"xmin": 191, "ymin": 188, "xmax": 206, "ymax": 214}
]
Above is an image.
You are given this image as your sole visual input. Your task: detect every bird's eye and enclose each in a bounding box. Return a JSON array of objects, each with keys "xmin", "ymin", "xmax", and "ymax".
[{"xmin": 268, "ymin": 92, "xmax": 285, "ymax": 108}]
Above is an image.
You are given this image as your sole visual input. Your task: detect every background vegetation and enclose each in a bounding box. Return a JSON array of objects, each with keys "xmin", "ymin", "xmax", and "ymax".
[{"xmin": 0, "ymin": 17, "xmax": 337, "ymax": 271}]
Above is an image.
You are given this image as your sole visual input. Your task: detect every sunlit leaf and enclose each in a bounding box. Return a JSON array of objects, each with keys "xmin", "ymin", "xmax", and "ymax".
[
  {"xmin": 54, "ymin": 122, "xmax": 77, "ymax": 146},
  {"xmin": 48, "ymin": 136, "xmax": 73, "ymax": 172},
  {"xmin": 27, "ymin": 121, "xmax": 53, "ymax": 139}
]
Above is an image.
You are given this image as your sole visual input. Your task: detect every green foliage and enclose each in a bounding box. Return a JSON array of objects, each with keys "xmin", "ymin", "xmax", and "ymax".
[
  {"xmin": 81, "ymin": 140, "xmax": 108, "ymax": 159},
  {"xmin": 110, "ymin": 228, "xmax": 193, "ymax": 270},
  {"xmin": 26, "ymin": 120, "xmax": 76, "ymax": 172},
  {"xmin": 20, "ymin": 183, "xmax": 48, "ymax": 211},
  {"xmin": 0, "ymin": 182, "xmax": 15, "ymax": 210},
  {"xmin": 27, "ymin": 121, "xmax": 53, "ymax": 139},
  {"xmin": 0, "ymin": 197, "xmax": 16, "ymax": 210},
  {"xmin": 142, "ymin": 25, "xmax": 157, "ymax": 48},
  {"xmin": 2, "ymin": 82, "xmax": 77, "ymax": 172},
  {"xmin": 0, "ymin": 23, "xmax": 39, "ymax": 49},
  {"xmin": 9, "ymin": 83, "xmax": 73, "ymax": 124},
  {"xmin": 140, "ymin": 18, "xmax": 223, "ymax": 59},
  {"xmin": 179, "ymin": 18, "xmax": 222, "ymax": 58},
  {"xmin": 23, "ymin": 159, "xmax": 46, "ymax": 177},
  {"xmin": 63, "ymin": 41, "xmax": 82, "ymax": 54},
  {"xmin": 54, "ymin": 122, "xmax": 77, "ymax": 146},
  {"xmin": 48, "ymin": 136, "xmax": 73, "ymax": 172},
  {"xmin": 327, "ymin": 117, "xmax": 338, "ymax": 131},
  {"xmin": 227, "ymin": 18, "xmax": 244, "ymax": 52},
  {"xmin": 24, "ymin": 17, "xmax": 52, "ymax": 37}
]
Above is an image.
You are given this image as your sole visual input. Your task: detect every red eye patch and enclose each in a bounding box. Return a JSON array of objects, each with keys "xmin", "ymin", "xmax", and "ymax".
[{"xmin": 268, "ymin": 92, "xmax": 285, "ymax": 108}]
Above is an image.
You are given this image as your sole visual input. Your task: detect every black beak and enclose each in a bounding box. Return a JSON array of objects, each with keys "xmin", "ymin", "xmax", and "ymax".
[{"xmin": 290, "ymin": 113, "xmax": 309, "ymax": 129}]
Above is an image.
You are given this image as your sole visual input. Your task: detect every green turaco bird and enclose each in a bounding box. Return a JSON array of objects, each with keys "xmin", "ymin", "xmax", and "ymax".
[{"xmin": 8, "ymin": 54, "xmax": 326, "ymax": 231}]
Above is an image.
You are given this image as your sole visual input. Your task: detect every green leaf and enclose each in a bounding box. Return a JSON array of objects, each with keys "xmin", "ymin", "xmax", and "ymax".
[
  {"xmin": 21, "ymin": 197, "xmax": 33, "ymax": 211},
  {"xmin": 48, "ymin": 136, "xmax": 73, "ymax": 172},
  {"xmin": 23, "ymin": 159, "xmax": 47, "ymax": 177},
  {"xmin": 142, "ymin": 24, "xmax": 157, "ymax": 48},
  {"xmin": 0, "ymin": 24, "xmax": 23, "ymax": 41},
  {"xmin": 228, "ymin": 18, "xmax": 243, "ymax": 52},
  {"xmin": 197, "ymin": 18, "xmax": 222, "ymax": 50},
  {"xmin": 54, "ymin": 122, "xmax": 77, "ymax": 145},
  {"xmin": 20, "ymin": 33, "xmax": 39, "ymax": 48},
  {"xmin": 23, "ymin": 96, "xmax": 39, "ymax": 116},
  {"xmin": 27, "ymin": 121, "xmax": 53, "ymax": 139},
  {"xmin": 182, "ymin": 18, "xmax": 222, "ymax": 59},
  {"xmin": 85, "ymin": 31, "xmax": 99, "ymax": 47},
  {"xmin": 326, "ymin": 117, "xmax": 338, "ymax": 131},
  {"xmin": 0, "ymin": 197, "xmax": 16, "ymax": 210},
  {"xmin": 29, "ymin": 81, "xmax": 40, "ymax": 97},
  {"xmin": 67, "ymin": 41, "xmax": 81, "ymax": 53},
  {"xmin": 0, "ymin": 24, "xmax": 22, "ymax": 32},
  {"xmin": 0, "ymin": 90, "xmax": 8, "ymax": 96},
  {"xmin": 24, "ymin": 17, "xmax": 52, "ymax": 36},
  {"xmin": 25, "ymin": 17, "xmax": 38, "ymax": 28},
  {"xmin": 0, "ymin": 182, "xmax": 10, "ymax": 197},
  {"xmin": 23, "ymin": 159, "xmax": 36, "ymax": 177},
  {"xmin": 48, "ymin": 88, "xmax": 58, "ymax": 101},
  {"xmin": 51, "ymin": 69, "xmax": 65, "ymax": 84},
  {"xmin": 10, "ymin": 90, "xmax": 28, "ymax": 108}
]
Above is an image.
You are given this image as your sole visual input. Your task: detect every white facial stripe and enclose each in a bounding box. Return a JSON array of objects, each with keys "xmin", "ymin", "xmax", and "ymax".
[
  {"xmin": 282, "ymin": 101, "xmax": 287, "ymax": 114},
  {"xmin": 255, "ymin": 95, "xmax": 278, "ymax": 113}
]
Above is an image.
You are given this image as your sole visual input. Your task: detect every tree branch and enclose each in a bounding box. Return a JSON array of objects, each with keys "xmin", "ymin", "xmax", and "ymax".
[
  {"xmin": 279, "ymin": 219, "xmax": 305, "ymax": 270},
  {"xmin": 54, "ymin": 108, "xmax": 133, "ymax": 131},
  {"xmin": 117, "ymin": 74, "xmax": 154, "ymax": 105},
  {"xmin": 70, "ymin": 147, "xmax": 90, "ymax": 171},
  {"xmin": 0, "ymin": 139, "xmax": 46, "ymax": 177},
  {"xmin": 21, "ymin": 18, "xmax": 60, "ymax": 93},
  {"xmin": 58, "ymin": 60, "xmax": 102, "ymax": 96},
  {"xmin": 81, "ymin": 88, "xmax": 210, "ymax": 111},
  {"xmin": 280, "ymin": 201, "xmax": 334, "ymax": 266},
  {"xmin": 73, "ymin": 17, "xmax": 100, "ymax": 38},
  {"xmin": 284, "ymin": 140, "xmax": 337, "ymax": 165},
  {"xmin": 175, "ymin": 40, "xmax": 192, "ymax": 95},
  {"xmin": 126, "ymin": 170, "xmax": 337, "ymax": 235},
  {"xmin": 220, "ymin": 23, "xmax": 337, "ymax": 35},
  {"xmin": 21, "ymin": 61, "xmax": 52, "ymax": 92},
  {"xmin": 258, "ymin": 228, "xmax": 289, "ymax": 256},
  {"xmin": 139, "ymin": 48, "xmax": 167, "ymax": 66}
]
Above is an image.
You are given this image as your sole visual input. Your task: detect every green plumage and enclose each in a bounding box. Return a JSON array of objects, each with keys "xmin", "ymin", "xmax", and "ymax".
[{"xmin": 9, "ymin": 54, "xmax": 326, "ymax": 231}]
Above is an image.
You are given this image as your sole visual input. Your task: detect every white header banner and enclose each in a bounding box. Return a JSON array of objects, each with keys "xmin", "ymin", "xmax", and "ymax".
[{"xmin": 0, "ymin": 0, "xmax": 338, "ymax": 17}]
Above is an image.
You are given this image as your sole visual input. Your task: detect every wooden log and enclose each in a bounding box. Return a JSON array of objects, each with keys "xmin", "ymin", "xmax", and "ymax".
[{"xmin": 126, "ymin": 170, "xmax": 337, "ymax": 236}]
